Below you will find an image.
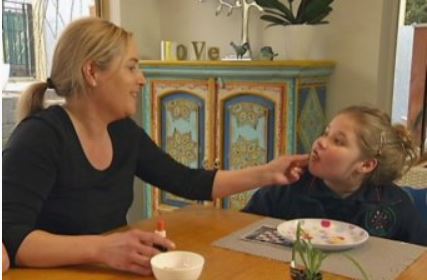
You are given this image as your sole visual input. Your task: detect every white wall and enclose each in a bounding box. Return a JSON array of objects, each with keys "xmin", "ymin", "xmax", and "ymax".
[
  {"xmin": 118, "ymin": 0, "xmax": 399, "ymax": 119},
  {"xmin": 118, "ymin": 0, "xmax": 161, "ymax": 59},
  {"xmin": 158, "ymin": 0, "xmax": 263, "ymax": 59},
  {"xmin": 317, "ymin": 0, "xmax": 398, "ymax": 117}
]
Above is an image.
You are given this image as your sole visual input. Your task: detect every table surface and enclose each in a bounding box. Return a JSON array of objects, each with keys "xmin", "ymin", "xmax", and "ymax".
[{"xmin": 3, "ymin": 206, "xmax": 427, "ymax": 280}]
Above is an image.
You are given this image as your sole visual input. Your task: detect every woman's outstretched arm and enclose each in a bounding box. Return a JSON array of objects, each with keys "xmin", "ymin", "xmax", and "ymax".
[{"xmin": 211, "ymin": 154, "xmax": 309, "ymax": 198}]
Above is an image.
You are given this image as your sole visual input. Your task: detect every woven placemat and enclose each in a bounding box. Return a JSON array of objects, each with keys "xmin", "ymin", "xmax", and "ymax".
[{"xmin": 213, "ymin": 217, "xmax": 426, "ymax": 280}]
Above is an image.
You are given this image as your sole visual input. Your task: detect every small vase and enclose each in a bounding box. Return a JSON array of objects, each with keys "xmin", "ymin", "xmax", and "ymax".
[{"xmin": 290, "ymin": 267, "xmax": 323, "ymax": 280}]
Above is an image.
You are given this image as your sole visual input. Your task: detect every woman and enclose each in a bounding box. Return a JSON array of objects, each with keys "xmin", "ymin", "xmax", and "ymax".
[
  {"xmin": 243, "ymin": 105, "xmax": 427, "ymax": 246},
  {"xmin": 2, "ymin": 17, "xmax": 308, "ymax": 275}
]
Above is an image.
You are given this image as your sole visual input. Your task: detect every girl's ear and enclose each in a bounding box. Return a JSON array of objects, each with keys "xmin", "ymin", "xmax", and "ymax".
[
  {"xmin": 82, "ymin": 61, "xmax": 97, "ymax": 87},
  {"xmin": 358, "ymin": 158, "xmax": 378, "ymax": 174}
]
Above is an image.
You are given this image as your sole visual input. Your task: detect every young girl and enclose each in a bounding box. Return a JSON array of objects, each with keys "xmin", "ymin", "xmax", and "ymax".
[{"xmin": 243, "ymin": 105, "xmax": 427, "ymax": 246}]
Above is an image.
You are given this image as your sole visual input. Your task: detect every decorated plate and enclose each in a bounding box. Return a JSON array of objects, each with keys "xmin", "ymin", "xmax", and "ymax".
[{"xmin": 277, "ymin": 218, "xmax": 369, "ymax": 251}]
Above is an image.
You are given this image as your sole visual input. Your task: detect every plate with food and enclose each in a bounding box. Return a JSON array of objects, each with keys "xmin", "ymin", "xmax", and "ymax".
[{"xmin": 277, "ymin": 218, "xmax": 369, "ymax": 251}]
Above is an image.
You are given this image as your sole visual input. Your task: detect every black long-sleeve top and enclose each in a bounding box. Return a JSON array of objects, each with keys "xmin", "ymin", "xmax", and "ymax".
[
  {"xmin": 243, "ymin": 172, "xmax": 427, "ymax": 246},
  {"xmin": 3, "ymin": 105, "xmax": 216, "ymax": 265}
]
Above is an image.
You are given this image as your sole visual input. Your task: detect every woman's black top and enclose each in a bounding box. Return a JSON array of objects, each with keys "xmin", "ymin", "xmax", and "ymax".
[{"xmin": 3, "ymin": 106, "xmax": 216, "ymax": 264}]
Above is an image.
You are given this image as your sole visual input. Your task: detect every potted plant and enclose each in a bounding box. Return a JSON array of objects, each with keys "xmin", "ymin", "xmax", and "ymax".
[
  {"xmin": 290, "ymin": 222, "xmax": 369, "ymax": 280},
  {"xmin": 255, "ymin": 0, "xmax": 334, "ymax": 26},
  {"xmin": 255, "ymin": 0, "xmax": 335, "ymax": 59}
]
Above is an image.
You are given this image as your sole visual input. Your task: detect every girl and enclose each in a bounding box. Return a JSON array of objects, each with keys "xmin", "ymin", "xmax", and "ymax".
[{"xmin": 243, "ymin": 105, "xmax": 427, "ymax": 246}]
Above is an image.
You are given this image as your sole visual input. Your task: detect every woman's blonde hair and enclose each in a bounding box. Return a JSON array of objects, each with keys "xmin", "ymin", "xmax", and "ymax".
[
  {"xmin": 16, "ymin": 17, "xmax": 133, "ymax": 122},
  {"xmin": 339, "ymin": 105, "xmax": 419, "ymax": 186}
]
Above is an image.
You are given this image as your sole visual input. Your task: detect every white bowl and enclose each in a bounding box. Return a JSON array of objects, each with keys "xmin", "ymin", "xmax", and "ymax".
[{"xmin": 151, "ymin": 251, "xmax": 205, "ymax": 280}]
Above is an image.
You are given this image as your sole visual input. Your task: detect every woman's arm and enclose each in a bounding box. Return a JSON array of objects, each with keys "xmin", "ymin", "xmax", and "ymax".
[
  {"xmin": 211, "ymin": 154, "xmax": 309, "ymax": 199},
  {"xmin": 2, "ymin": 244, "xmax": 9, "ymax": 273},
  {"xmin": 135, "ymin": 124, "xmax": 308, "ymax": 200},
  {"xmin": 15, "ymin": 229, "xmax": 175, "ymax": 275}
]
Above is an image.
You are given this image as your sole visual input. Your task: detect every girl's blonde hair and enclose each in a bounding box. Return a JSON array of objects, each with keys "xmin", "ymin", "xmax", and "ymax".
[
  {"xmin": 16, "ymin": 17, "xmax": 133, "ymax": 122},
  {"xmin": 339, "ymin": 105, "xmax": 419, "ymax": 186}
]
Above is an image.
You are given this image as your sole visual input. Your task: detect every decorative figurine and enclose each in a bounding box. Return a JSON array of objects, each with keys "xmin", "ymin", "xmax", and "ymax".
[
  {"xmin": 230, "ymin": 41, "xmax": 250, "ymax": 59},
  {"xmin": 200, "ymin": 0, "xmax": 263, "ymax": 59},
  {"xmin": 259, "ymin": 46, "xmax": 278, "ymax": 61}
]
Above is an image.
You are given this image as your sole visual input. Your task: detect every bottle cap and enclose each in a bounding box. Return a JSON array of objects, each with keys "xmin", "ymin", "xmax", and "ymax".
[{"xmin": 156, "ymin": 219, "xmax": 166, "ymax": 231}]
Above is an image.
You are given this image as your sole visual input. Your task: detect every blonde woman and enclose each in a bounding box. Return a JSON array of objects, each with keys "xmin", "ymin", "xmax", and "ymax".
[{"xmin": 2, "ymin": 17, "xmax": 308, "ymax": 275}]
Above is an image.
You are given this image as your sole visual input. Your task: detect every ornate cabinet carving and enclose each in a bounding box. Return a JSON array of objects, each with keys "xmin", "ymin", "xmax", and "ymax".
[
  {"xmin": 150, "ymin": 80, "xmax": 215, "ymax": 211},
  {"xmin": 139, "ymin": 61, "xmax": 334, "ymax": 217}
]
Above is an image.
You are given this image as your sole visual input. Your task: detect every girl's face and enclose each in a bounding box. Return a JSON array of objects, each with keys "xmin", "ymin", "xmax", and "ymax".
[{"xmin": 309, "ymin": 113, "xmax": 374, "ymax": 193}]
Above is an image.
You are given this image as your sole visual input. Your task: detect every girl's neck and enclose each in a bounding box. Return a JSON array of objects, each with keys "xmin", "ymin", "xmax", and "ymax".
[{"xmin": 323, "ymin": 178, "xmax": 363, "ymax": 198}]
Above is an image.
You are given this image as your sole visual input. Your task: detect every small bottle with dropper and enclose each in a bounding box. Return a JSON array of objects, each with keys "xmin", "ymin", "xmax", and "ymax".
[{"xmin": 153, "ymin": 218, "xmax": 168, "ymax": 252}]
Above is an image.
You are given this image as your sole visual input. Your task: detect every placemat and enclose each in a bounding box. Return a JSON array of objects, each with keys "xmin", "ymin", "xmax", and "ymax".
[{"xmin": 213, "ymin": 217, "xmax": 426, "ymax": 280}]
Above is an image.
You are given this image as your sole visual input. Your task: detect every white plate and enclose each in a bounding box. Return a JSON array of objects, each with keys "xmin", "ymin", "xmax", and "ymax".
[{"xmin": 277, "ymin": 218, "xmax": 369, "ymax": 251}]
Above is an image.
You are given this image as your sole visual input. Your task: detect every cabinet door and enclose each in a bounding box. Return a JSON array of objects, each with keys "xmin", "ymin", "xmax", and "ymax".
[
  {"xmin": 297, "ymin": 79, "xmax": 327, "ymax": 153},
  {"xmin": 151, "ymin": 80, "xmax": 215, "ymax": 213},
  {"xmin": 217, "ymin": 81, "xmax": 287, "ymax": 210}
]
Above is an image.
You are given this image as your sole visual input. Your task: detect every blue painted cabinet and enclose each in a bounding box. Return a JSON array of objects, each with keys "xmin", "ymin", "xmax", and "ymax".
[{"xmin": 139, "ymin": 61, "xmax": 334, "ymax": 216}]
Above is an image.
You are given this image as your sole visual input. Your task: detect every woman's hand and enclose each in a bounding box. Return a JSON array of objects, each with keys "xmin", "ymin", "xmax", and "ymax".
[
  {"xmin": 97, "ymin": 229, "xmax": 176, "ymax": 275},
  {"xmin": 212, "ymin": 154, "xmax": 309, "ymax": 198},
  {"xmin": 264, "ymin": 154, "xmax": 309, "ymax": 185},
  {"xmin": 2, "ymin": 243, "xmax": 10, "ymax": 274}
]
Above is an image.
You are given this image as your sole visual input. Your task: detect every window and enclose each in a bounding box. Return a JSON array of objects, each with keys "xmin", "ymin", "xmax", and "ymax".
[
  {"xmin": 2, "ymin": 0, "xmax": 35, "ymax": 78},
  {"xmin": 2, "ymin": 0, "xmax": 98, "ymax": 82},
  {"xmin": 2, "ymin": 0, "xmax": 103, "ymax": 144}
]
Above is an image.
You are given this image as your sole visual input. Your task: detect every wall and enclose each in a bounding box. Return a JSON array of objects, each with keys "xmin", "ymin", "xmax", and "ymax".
[
  {"xmin": 118, "ymin": 0, "xmax": 161, "ymax": 59},
  {"xmin": 158, "ymin": 0, "xmax": 263, "ymax": 59},
  {"xmin": 119, "ymin": 0, "xmax": 399, "ymax": 119},
  {"xmin": 319, "ymin": 0, "xmax": 398, "ymax": 117}
]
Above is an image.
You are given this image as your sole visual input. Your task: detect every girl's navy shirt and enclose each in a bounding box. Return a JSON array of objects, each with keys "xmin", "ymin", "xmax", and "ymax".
[{"xmin": 243, "ymin": 172, "xmax": 427, "ymax": 246}]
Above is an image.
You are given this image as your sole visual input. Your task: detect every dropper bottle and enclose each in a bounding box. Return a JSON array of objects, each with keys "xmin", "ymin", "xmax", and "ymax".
[
  {"xmin": 155, "ymin": 218, "xmax": 166, "ymax": 238},
  {"xmin": 154, "ymin": 218, "xmax": 168, "ymax": 252}
]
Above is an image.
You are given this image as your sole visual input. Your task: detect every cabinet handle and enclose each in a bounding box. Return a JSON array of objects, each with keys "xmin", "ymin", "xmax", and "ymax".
[{"xmin": 214, "ymin": 158, "xmax": 221, "ymax": 169}]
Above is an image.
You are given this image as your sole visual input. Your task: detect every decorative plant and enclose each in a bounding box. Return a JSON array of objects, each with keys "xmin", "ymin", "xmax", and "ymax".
[
  {"xmin": 255, "ymin": 0, "xmax": 334, "ymax": 27},
  {"xmin": 290, "ymin": 222, "xmax": 369, "ymax": 280}
]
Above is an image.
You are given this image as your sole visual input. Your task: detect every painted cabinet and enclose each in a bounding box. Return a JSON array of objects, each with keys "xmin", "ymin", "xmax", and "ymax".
[{"xmin": 139, "ymin": 60, "xmax": 334, "ymax": 217}]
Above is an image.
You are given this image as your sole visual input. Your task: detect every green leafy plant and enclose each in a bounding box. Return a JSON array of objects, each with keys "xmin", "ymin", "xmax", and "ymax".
[
  {"xmin": 290, "ymin": 222, "xmax": 370, "ymax": 280},
  {"xmin": 255, "ymin": 0, "xmax": 334, "ymax": 27},
  {"xmin": 405, "ymin": 0, "xmax": 427, "ymax": 24}
]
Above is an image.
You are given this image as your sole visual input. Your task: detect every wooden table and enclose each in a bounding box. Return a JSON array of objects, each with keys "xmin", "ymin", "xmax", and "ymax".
[{"xmin": 3, "ymin": 206, "xmax": 427, "ymax": 279}]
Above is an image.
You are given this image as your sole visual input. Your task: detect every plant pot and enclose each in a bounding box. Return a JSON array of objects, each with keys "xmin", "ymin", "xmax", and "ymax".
[
  {"xmin": 283, "ymin": 25, "xmax": 316, "ymax": 60},
  {"xmin": 290, "ymin": 267, "xmax": 323, "ymax": 280}
]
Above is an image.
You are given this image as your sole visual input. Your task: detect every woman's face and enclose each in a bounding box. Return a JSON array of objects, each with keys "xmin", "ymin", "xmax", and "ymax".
[
  {"xmin": 309, "ymin": 113, "xmax": 369, "ymax": 189},
  {"xmin": 93, "ymin": 38, "xmax": 145, "ymax": 120}
]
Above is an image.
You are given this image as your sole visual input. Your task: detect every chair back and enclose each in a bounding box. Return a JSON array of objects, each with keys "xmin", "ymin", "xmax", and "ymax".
[{"xmin": 403, "ymin": 186, "xmax": 427, "ymax": 224}]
